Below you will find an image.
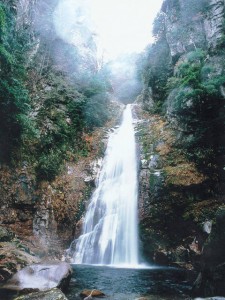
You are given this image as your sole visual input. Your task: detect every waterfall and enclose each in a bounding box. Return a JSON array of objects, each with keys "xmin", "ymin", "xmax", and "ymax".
[{"xmin": 72, "ymin": 104, "xmax": 139, "ymax": 266}]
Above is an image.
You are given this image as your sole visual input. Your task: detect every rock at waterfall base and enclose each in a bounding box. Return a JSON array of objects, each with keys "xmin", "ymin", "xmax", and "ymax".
[
  {"xmin": 80, "ymin": 289, "xmax": 106, "ymax": 298},
  {"xmin": 194, "ymin": 298, "xmax": 225, "ymax": 300},
  {"xmin": 192, "ymin": 208, "xmax": 225, "ymax": 297},
  {"xmin": 14, "ymin": 288, "xmax": 68, "ymax": 299},
  {"xmin": 0, "ymin": 226, "xmax": 40, "ymax": 283},
  {"xmin": 1, "ymin": 261, "xmax": 72, "ymax": 294}
]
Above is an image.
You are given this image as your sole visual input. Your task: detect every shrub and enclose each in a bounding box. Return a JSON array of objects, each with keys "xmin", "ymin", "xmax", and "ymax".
[
  {"xmin": 36, "ymin": 150, "xmax": 63, "ymax": 181},
  {"xmin": 0, "ymin": 3, "xmax": 32, "ymax": 161},
  {"xmin": 165, "ymin": 49, "xmax": 225, "ymax": 173}
]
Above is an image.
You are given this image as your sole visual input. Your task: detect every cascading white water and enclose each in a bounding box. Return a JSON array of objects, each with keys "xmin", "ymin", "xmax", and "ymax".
[{"xmin": 72, "ymin": 104, "xmax": 139, "ymax": 266}]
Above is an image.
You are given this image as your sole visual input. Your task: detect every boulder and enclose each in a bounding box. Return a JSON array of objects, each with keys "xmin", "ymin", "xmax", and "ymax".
[
  {"xmin": 1, "ymin": 261, "xmax": 72, "ymax": 294},
  {"xmin": 135, "ymin": 298, "xmax": 150, "ymax": 300},
  {"xmin": 14, "ymin": 288, "xmax": 68, "ymax": 299},
  {"xmin": 80, "ymin": 289, "xmax": 105, "ymax": 298}
]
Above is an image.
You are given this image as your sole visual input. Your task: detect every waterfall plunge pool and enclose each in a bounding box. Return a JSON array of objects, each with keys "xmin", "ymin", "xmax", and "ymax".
[{"xmin": 66, "ymin": 264, "xmax": 196, "ymax": 300}]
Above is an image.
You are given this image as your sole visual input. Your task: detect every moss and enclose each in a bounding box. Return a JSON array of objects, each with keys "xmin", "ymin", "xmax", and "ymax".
[
  {"xmin": 183, "ymin": 200, "xmax": 222, "ymax": 223},
  {"xmin": 164, "ymin": 163, "xmax": 206, "ymax": 186},
  {"xmin": 136, "ymin": 107, "xmax": 222, "ymax": 258}
]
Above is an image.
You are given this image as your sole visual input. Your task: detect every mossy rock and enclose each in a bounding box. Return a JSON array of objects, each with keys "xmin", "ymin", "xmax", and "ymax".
[
  {"xmin": 14, "ymin": 288, "xmax": 68, "ymax": 300},
  {"xmin": 0, "ymin": 226, "xmax": 14, "ymax": 242}
]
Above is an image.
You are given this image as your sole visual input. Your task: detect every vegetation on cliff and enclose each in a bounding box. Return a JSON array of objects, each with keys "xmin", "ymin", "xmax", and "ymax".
[
  {"xmin": 141, "ymin": 0, "xmax": 225, "ymax": 195},
  {"xmin": 0, "ymin": 1, "xmax": 112, "ymax": 182},
  {"xmin": 0, "ymin": 3, "xmax": 31, "ymax": 162},
  {"xmin": 0, "ymin": 0, "xmax": 117, "ymax": 262},
  {"xmin": 138, "ymin": 0, "xmax": 225, "ymax": 278}
]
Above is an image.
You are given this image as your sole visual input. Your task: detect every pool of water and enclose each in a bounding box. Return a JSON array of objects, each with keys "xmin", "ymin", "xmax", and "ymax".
[{"xmin": 66, "ymin": 264, "xmax": 195, "ymax": 300}]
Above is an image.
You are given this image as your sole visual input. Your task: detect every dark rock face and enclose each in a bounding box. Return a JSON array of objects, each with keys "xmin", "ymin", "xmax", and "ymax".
[
  {"xmin": 192, "ymin": 208, "xmax": 225, "ymax": 297},
  {"xmin": 153, "ymin": 250, "xmax": 169, "ymax": 266},
  {"xmin": 138, "ymin": 0, "xmax": 225, "ymax": 271},
  {"xmin": 14, "ymin": 288, "xmax": 68, "ymax": 300},
  {"xmin": 135, "ymin": 104, "xmax": 212, "ymax": 265},
  {"xmin": 1, "ymin": 261, "xmax": 72, "ymax": 295}
]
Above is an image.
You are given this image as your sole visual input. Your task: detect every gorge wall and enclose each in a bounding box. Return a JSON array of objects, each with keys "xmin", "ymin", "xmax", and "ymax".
[
  {"xmin": 1, "ymin": 0, "xmax": 225, "ymax": 297},
  {"xmin": 137, "ymin": 0, "xmax": 225, "ymax": 296},
  {"xmin": 0, "ymin": 0, "xmax": 121, "ymax": 281}
]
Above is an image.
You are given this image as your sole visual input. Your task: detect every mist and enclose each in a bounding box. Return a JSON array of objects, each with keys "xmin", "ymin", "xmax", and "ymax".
[
  {"xmin": 104, "ymin": 54, "xmax": 143, "ymax": 104},
  {"xmin": 42, "ymin": 0, "xmax": 164, "ymax": 102},
  {"xmin": 53, "ymin": 0, "xmax": 164, "ymax": 61}
]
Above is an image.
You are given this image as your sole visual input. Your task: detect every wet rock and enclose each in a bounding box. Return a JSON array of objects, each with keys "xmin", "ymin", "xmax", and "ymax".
[
  {"xmin": 194, "ymin": 297, "xmax": 225, "ymax": 300},
  {"xmin": 173, "ymin": 245, "xmax": 192, "ymax": 263},
  {"xmin": 0, "ymin": 226, "xmax": 14, "ymax": 242},
  {"xmin": 0, "ymin": 240, "xmax": 39, "ymax": 283},
  {"xmin": 153, "ymin": 250, "xmax": 169, "ymax": 265},
  {"xmin": 80, "ymin": 289, "xmax": 105, "ymax": 298},
  {"xmin": 135, "ymin": 298, "xmax": 149, "ymax": 300},
  {"xmin": 203, "ymin": 221, "xmax": 212, "ymax": 235},
  {"xmin": 2, "ymin": 261, "xmax": 72, "ymax": 293},
  {"xmin": 192, "ymin": 208, "xmax": 225, "ymax": 297},
  {"xmin": 14, "ymin": 174, "xmax": 36, "ymax": 206},
  {"xmin": 84, "ymin": 159, "xmax": 103, "ymax": 185},
  {"xmin": 14, "ymin": 288, "xmax": 68, "ymax": 299},
  {"xmin": 141, "ymin": 159, "xmax": 148, "ymax": 169},
  {"xmin": 148, "ymin": 154, "xmax": 160, "ymax": 169},
  {"xmin": 170, "ymin": 262, "xmax": 194, "ymax": 270}
]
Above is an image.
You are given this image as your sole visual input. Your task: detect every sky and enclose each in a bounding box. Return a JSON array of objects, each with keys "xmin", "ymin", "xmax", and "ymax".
[
  {"xmin": 54, "ymin": 0, "xmax": 164, "ymax": 60},
  {"xmin": 89, "ymin": 0, "xmax": 164, "ymax": 59}
]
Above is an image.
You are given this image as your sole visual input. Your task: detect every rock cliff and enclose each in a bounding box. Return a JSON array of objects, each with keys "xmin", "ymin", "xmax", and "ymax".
[
  {"xmin": 138, "ymin": 0, "xmax": 225, "ymax": 296},
  {"xmin": 0, "ymin": 0, "xmax": 120, "ymax": 272}
]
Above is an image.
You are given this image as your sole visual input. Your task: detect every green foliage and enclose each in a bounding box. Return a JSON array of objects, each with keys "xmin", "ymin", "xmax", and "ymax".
[
  {"xmin": 0, "ymin": 5, "xmax": 6, "ymax": 38},
  {"xmin": 0, "ymin": 2, "xmax": 110, "ymax": 181},
  {"xmin": 36, "ymin": 149, "xmax": 63, "ymax": 181},
  {"xmin": 34, "ymin": 71, "xmax": 110, "ymax": 181},
  {"xmin": 186, "ymin": 49, "xmax": 206, "ymax": 62},
  {"xmin": 176, "ymin": 49, "xmax": 205, "ymax": 87},
  {"xmin": 75, "ymin": 199, "xmax": 86, "ymax": 223},
  {"xmin": 166, "ymin": 49, "xmax": 225, "ymax": 171},
  {"xmin": 0, "ymin": 44, "xmax": 14, "ymax": 65},
  {"xmin": 0, "ymin": 3, "xmax": 32, "ymax": 161},
  {"xmin": 141, "ymin": 39, "xmax": 172, "ymax": 112},
  {"xmin": 82, "ymin": 74, "xmax": 110, "ymax": 129},
  {"xmin": 84, "ymin": 93, "xmax": 109, "ymax": 128}
]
